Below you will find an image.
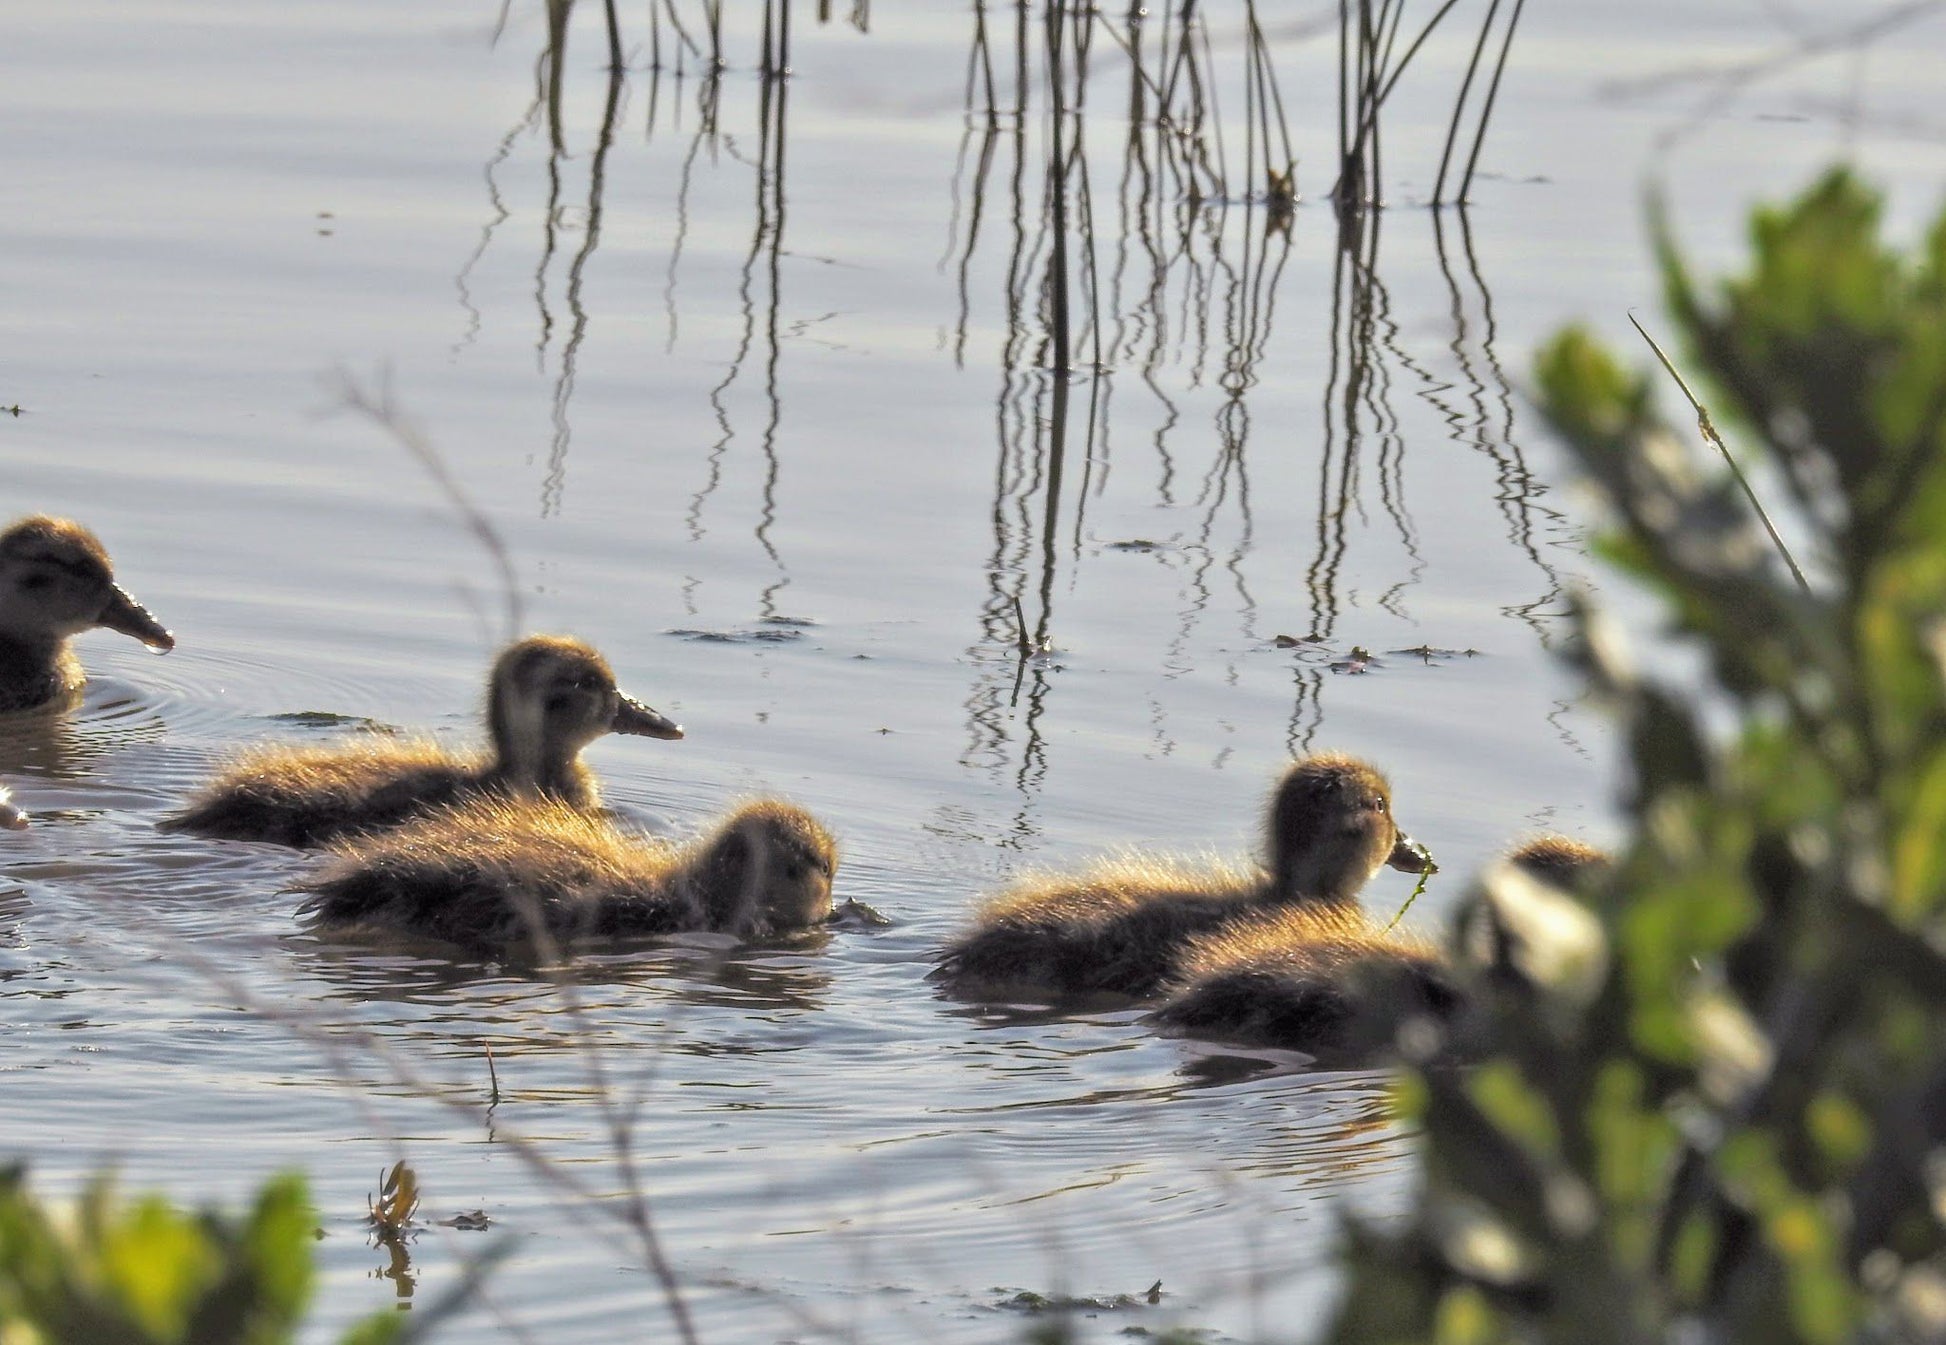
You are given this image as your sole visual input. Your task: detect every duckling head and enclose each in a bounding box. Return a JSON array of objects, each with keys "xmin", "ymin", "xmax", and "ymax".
[
  {"xmin": 1265, "ymin": 752, "xmax": 1430, "ymax": 903},
  {"xmin": 1506, "ymin": 835, "xmax": 1610, "ymax": 888},
  {"xmin": 0, "ymin": 516, "xmax": 175, "ymax": 654},
  {"xmin": 485, "ymin": 635, "xmax": 683, "ymax": 793},
  {"xmin": 692, "ymin": 801, "xmax": 838, "ymax": 935},
  {"xmin": 0, "ymin": 784, "xmax": 26, "ymax": 831}
]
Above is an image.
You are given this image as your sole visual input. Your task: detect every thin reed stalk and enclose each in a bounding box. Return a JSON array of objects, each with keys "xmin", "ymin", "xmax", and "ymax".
[{"xmin": 1627, "ymin": 313, "xmax": 1811, "ymax": 593}]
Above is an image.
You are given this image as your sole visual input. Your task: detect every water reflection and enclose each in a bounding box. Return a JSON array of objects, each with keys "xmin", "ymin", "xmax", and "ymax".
[
  {"xmin": 457, "ymin": 1, "xmax": 1578, "ymax": 817},
  {"xmin": 288, "ymin": 932, "xmax": 836, "ymax": 1019},
  {"xmin": 695, "ymin": 23, "xmax": 795, "ymax": 619},
  {"xmin": 0, "ymin": 686, "xmax": 170, "ymax": 783},
  {"xmin": 948, "ymin": 4, "xmax": 1299, "ymax": 820}
]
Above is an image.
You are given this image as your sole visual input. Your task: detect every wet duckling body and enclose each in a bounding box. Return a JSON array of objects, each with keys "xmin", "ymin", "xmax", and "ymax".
[
  {"xmin": 161, "ymin": 636, "xmax": 682, "ymax": 848},
  {"xmin": 1153, "ymin": 835, "xmax": 1611, "ymax": 1063},
  {"xmin": 934, "ymin": 754, "xmax": 1430, "ymax": 1000},
  {"xmin": 299, "ymin": 797, "xmax": 838, "ymax": 955},
  {"xmin": 0, "ymin": 784, "xmax": 26, "ymax": 831},
  {"xmin": 1151, "ymin": 906, "xmax": 1456, "ymax": 1065},
  {"xmin": 0, "ymin": 515, "xmax": 174, "ymax": 713}
]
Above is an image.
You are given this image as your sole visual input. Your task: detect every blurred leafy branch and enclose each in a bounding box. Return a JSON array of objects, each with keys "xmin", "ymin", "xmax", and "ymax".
[
  {"xmin": 1327, "ymin": 168, "xmax": 1946, "ymax": 1344},
  {"xmin": 0, "ymin": 1168, "xmax": 407, "ymax": 1345}
]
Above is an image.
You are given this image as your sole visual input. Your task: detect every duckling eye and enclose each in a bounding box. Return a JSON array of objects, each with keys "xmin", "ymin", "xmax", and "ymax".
[{"xmin": 17, "ymin": 574, "xmax": 51, "ymax": 592}]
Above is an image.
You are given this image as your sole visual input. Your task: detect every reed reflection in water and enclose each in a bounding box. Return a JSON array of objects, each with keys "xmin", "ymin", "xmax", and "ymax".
[
  {"xmin": 932, "ymin": 3, "xmax": 1571, "ymax": 803},
  {"xmin": 437, "ymin": 0, "xmax": 1584, "ymax": 841},
  {"xmin": 6, "ymin": 0, "xmax": 1928, "ymax": 1338}
]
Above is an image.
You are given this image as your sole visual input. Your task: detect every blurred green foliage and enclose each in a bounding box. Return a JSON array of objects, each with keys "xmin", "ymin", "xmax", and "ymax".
[
  {"xmin": 0, "ymin": 1168, "xmax": 403, "ymax": 1345},
  {"xmin": 1326, "ymin": 169, "xmax": 1946, "ymax": 1344}
]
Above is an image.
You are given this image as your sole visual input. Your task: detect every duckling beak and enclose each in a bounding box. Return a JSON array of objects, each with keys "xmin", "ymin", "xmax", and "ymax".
[
  {"xmin": 1388, "ymin": 832, "xmax": 1437, "ymax": 874},
  {"xmin": 95, "ymin": 585, "xmax": 175, "ymax": 652},
  {"xmin": 611, "ymin": 694, "xmax": 684, "ymax": 741}
]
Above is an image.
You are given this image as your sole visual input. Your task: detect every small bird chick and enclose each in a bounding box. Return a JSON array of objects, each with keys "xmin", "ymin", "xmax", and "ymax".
[
  {"xmin": 934, "ymin": 753, "xmax": 1431, "ymax": 1000},
  {"xmin": 0, "ymin": 515, "xmax": 174, "ymax": 713},
  {"xmin": 1501, "ymin": 835, "xmax": 1609, "ymax": 888},
  {"xmin": 161, "ymin": 635, "xmax": 682, "ymax": 847},
  {"xmin": 0, "ymin": 784, "xmax": 27, "ymax": 831},
  {"xmin": 1154, "ymin": 833, "xmax": 1612, "ymax": 1063},
  {"xmin": 1151, "ymin": 905, "xmax": 1457, "ymax": 1066},
  {"xmin": 299, "ymin": 796, "xmax": 839, "ymax": 955}
]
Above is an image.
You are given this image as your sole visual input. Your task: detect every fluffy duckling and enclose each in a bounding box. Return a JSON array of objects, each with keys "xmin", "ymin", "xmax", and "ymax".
[
  {"xmin": 933, "ymin": 753, "xmax": 1431, "ymax": 999},
  {"xmin": 1152, "ymin": 834, "xmax": 1611, "ymax": 1063},
  {"xmin": 0, "ymin": 515, "xmax": 174, "ymax": 713},
  {"xmin": 298, "ymin": 796, "xmax": 838, "ymax": 954},
  {"xmin": 0, "ymin": 784, "xmax": 26, "ymax": 831},
  {"xmin": 161, "ymin": 635, "xmax": 682, "ymax": 847},
  {"xmin": 1151, "ymin": 906, "xmax": 1456, "ymax": 1065},
  {"xmin": 1498, "ymin": 835, "xmax": 1609, "ymax": 889}
]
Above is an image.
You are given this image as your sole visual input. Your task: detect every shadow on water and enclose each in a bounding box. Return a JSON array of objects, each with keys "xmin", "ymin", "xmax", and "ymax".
[{"xmin": 454, "ymin": 0, "xmax": 1571, "ymax": 814}]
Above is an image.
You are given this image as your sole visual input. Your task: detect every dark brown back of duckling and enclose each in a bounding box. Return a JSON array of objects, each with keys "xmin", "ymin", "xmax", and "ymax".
[
  {"xmin": 0, "ymin": 515, "xmax": 174, "ymax": 713},
  {"xmin": 934, "ymin": 856, "xmax": 1268, "ymax": 998},
  {"xmin": 301, "ymin": 796, "xmax": 837, "ymax": 955},
  {"xmin": 161, "ymin": 740, "xmax": 482, "ymax": 847},
  {"xmin": 1152, "ymin": 906, "xmax": 1457, "ymax": 1064}
]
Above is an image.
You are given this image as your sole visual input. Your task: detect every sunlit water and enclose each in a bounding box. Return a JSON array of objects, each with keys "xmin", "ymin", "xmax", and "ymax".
[{"xmin": 4, "ymin": 1, "xmax": 1944, "ymax": 1339}]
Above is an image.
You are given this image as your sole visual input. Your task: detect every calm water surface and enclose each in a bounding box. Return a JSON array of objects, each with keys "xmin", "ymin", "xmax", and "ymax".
[{"xmin": 4, "ymin": 1, "xmax": 1944, "ymax": 1339}]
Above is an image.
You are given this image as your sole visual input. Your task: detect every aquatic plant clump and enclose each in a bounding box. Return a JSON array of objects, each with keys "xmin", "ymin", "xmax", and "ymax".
[{"xmin": 1326, "ymin": 169, "xmax": 1946, "ymax": 1343}]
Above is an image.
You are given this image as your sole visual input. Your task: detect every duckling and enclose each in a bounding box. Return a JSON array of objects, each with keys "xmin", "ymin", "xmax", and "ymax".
[
  {"xmin": 1497, "ymin": 835, "xmax": 1609, "ymax": 889},
  {"xmin": 1151, "ymin": 834, "xmax": 1611, "ymax": 1063},
  {"xmin": 298, "ymin": 796, "xmax": 838, "ymax": 954},
  {"xmin": 1460, "ymin": 835, "xmax": 1613, "ymax": 1001},
  {"xmin": 933, "ymin": 753, "xmax": 1431, "ymax": 1000},
  {"xmin": 0, "ymin": 784, "xmax": 26, "ymax": 831},
  {"xmin": 161, "ymin": 635, "xmax": 682, "ymax": 847},
  {"xmin": 0, "ymin": 515, "xmax": 174, "ymax": 712},
  {"xmin": 1151, "ymin": 906, "xmax": 1456, "ymax": 1065}
]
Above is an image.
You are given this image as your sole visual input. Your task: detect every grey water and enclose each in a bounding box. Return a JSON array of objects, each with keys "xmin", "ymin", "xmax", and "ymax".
[{"xmin": 4, "ymin": 0, "xmax": 1943, "ymax": 1339}]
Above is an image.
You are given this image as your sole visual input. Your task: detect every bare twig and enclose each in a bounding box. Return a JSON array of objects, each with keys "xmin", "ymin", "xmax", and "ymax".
[{"xmin": 1627, "ymin": 313, "xmax": 1812, "ymax": 594}]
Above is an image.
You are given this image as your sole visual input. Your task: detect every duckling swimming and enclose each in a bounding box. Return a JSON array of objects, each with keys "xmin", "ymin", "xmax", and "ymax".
[
  {"xmin": 1151, "ymin": 834, "xmax": 1610, "ymax": 1063},
  {"xmin": 0, "ymin": 784, "xmax": 26, "ymax": 831},
  {"xmin": 933, "ymin": 753, "xmax": 1431, "ymax": 1000},
  {"xmin": 161, "ymin": 635, "xmax": 682, "ymax": 847},
  {"xmin": 299, "ymin": 796, "xmax": 838, "ymax": 954},
  {"xmin": 1495, "ymin": 835, "xmax": 1608, "ymax": 889},
  {"xmin": 0, "ymin": 515, "xmax": 174, "ymax": 713}
]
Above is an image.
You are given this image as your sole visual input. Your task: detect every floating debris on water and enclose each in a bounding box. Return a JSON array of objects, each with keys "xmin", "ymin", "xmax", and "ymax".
[
  {"xmin": 827, "ymin": 898, "xmax": 893, "ymax": 930},
  {"xmin": 666, "ymin": 627, "xmax": 807, "ymax": 644},
  {"xmin": 366, "ymin": 1160, "xmax": 420, "ymax": 1240},
  {"xmin": 269, "ymin": 711, "xmax": 398, "ymax": 732},
  {"xmin": 1269, "ymin": 637, "xmax": 1481, "ymax": 672},
  {"xmin": 990, "ymin": 1282, "xmax": 1166, "ymax": 1313},
  {"xmin": 1389, "ymin": 645, "xmax": 1483, "ymax": 661}
]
